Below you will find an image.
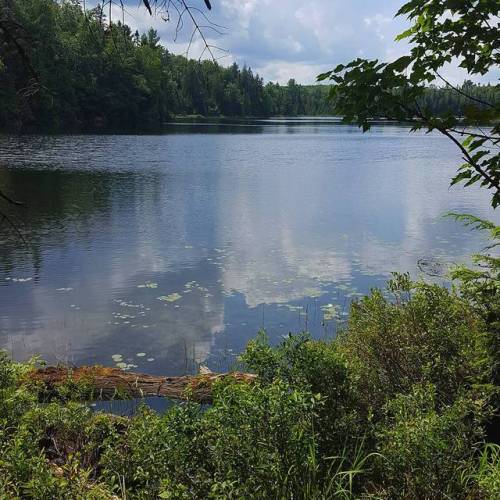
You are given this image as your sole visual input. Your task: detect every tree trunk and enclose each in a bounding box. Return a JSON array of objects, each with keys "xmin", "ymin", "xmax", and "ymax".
[{"xmin": 26, "ymin": 366, "xmax": 256, "ymax": 404}]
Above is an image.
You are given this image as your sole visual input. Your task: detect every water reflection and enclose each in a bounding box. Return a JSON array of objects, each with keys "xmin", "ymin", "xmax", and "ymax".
[{"xmin": 0, "ymin": 123, "xmax": 498, "ymax": 375}]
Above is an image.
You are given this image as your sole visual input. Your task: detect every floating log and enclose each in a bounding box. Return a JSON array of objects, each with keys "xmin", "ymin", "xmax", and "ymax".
[{"xmin": 26, "ymin": 366, "xmax": 257, "ymax": 404}]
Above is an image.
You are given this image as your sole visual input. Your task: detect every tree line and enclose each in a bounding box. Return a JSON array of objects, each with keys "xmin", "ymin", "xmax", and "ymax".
[{"xmin": 0, "ymin": 0, "xmax": 497, "ymax": 132}]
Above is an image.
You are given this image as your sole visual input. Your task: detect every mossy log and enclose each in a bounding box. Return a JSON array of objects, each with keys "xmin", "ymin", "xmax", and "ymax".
[{"xmin": 26, "ymin": 366, "xmax": 256, "ymax": 404}]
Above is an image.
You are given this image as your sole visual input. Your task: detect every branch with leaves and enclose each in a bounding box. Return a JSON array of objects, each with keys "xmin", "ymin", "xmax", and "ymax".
[{"xmin": 318, "ymin": 0, "xmax": 499, "ymax": 207}]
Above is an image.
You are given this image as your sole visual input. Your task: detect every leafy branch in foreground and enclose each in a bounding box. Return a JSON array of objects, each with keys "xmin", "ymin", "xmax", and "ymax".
[
  {"xmin": 448, "ymin": 213, "xmax": 499, "ymax": 345},
  {"xmin": 448, "ymin": 213, "xmax": 500, "ymax": 246},
  {"xmin": 318, "ymin": 0, "xmax": 500, "ymax": 207}
]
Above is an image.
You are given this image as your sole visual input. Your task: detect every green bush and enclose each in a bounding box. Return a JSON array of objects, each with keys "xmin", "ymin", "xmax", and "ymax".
[
  {"xmin": 376, "ymin": 383, "xmax": 490, "ymax": 498},
  {"xmin": 339, "ymin": 274, "xmax": 493, "ymax": 414},
  {"xmin": 0, "ymin": 398, "xmax": 119, "ymax": 498},
  {"xmin": 241, "ymin": 332, "xmax": 364, "ymax": 463},
  {"xmin": 0, "ymin": 275, "xmax": 497, "ymax": 498},
  {"xmin": 101, "ymin": 380, "xmax": 323, "ymax": 499},
  {"xmin": 449, "ymin": 216, "xmax": 500, "ymax": 446}
]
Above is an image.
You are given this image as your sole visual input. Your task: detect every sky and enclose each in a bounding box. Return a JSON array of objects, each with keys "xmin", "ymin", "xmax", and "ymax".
[{"xmin": 109, "ymin": 0, "xmax": 498, "ymax": 85}]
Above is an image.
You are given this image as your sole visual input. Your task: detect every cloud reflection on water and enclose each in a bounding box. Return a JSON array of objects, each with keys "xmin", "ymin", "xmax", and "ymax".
[{"xmin": 0, "ymin": 123, "xmax": 497, "ymax": 374}]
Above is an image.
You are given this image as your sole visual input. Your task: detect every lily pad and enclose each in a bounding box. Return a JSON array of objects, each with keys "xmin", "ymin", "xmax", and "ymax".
[
  {"xmin": 157, "ymin": 293, "xmax": 182, "ymax": 302},
  {"xmin": 137, "ymin": 282, "xmax": 158, "ymax": 289},
  {"xmin": 321, "ymin": 303, "xmax": 339, "ymax": 321}
]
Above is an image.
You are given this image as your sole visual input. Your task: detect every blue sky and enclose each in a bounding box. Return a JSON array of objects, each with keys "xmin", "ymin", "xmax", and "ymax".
[{"xmin": 110, "ymin": 1, "xmax": 497, "ymax": 85}]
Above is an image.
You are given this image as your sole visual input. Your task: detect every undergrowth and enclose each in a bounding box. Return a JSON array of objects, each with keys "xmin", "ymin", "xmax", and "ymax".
[{"xmin": 0, "ymin": 271, "xmax": 498, "ymax": 498}]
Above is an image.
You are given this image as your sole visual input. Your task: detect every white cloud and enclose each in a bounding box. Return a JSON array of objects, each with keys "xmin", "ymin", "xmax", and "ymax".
[
  {"xmin": 109, "ymin": 1, "xmax": 498, "ymax": 84},
  {"xmin": 364, "ymin": 13, "xmax": 392, "ymax": 40},
  {"xmin": 254, "ymin": 61, "xmax": 331, "ymax": 85}
]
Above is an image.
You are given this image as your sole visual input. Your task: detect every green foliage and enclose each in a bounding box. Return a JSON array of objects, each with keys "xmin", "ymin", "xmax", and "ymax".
[
  {"xmin": 106, "ymin": 378, "xmax": 374, "ymax": 500},
  {"xmin": 320, "ymin": 0, "xmax": 500, "ymax": 207},
  {"xmin": 2, "ymin": 1, "xmax": 497, "ymax": 132},
  {"xmin": 466, "ymin": 443, "xmax": 500, "ymax": 499},
  {"xmin": 448, "ymin": 215, "xmax": 500, "ymax": 450},
  {"xmin": 0, "ymin": 1, "xmax": 257, "ymax": 130},
  {"xmin": 0, "ymin": 0, "xmax": 336, "ymax": 131},
  {"xmin": 0, "ymin": 351, "xmax": 119, "ymax": 498},
  {"xmin": 376, "ymin": 384, "xmax": 490, "ymax": 499},
  {"xmin": 340, "ymin": 275, "xmax": 492, "ymax": 413},
  {"xmin": 100, "ymin": 380, "xmax": 324, "ymax": 499},
  {"xmin": 242, "ymin": 332, "xmax": 363, "ymax": 461},
  {"xmin": 0, "ymin": 272, "xmax": 498, "ymax": 498},
  {"xmin": 395, "ymin": 0, "xmax": 499, "ymax": 76},
  {"xmin": 0, "ymin": 397, "xmax": 120, "ymax": 498},
  {"xmin": 449, "ymin": 215, "xmax": 500, "ymax": 328}
]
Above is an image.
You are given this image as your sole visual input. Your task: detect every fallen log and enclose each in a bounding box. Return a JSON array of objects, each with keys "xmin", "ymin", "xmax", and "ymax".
[{"xmin": 25, "ymin": 366, "xmax": 257, "ymax": 404}]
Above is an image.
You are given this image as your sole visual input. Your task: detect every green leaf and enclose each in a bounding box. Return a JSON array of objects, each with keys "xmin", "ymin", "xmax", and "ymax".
[
  {"xmin": 388, "ymin": 56, "xmax": 413, "ymax": 72},
  {"xmin": 316, "ymin": 71, "xmax": 332, "ymax": 82},
  {"xmin": 451, "ymin": 170, "xmax": 472, "ymax": 185},
  {"xmin": 462, "ymin": 135, "xmax": 473, "ymax": 148},
  {"xmin": 395, "ymin": 26, "xmax": 416, "ymax": 41}
]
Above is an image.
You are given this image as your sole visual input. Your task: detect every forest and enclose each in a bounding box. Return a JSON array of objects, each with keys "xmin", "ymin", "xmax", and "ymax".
[{"xmin": 0, "ymin": 0, "xmax": 497, "ymax": 132}]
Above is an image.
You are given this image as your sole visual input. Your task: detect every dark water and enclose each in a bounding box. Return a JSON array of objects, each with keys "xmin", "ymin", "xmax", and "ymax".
[{"xmin": 0, "ymin": 120, "xmax": 498, "ymax": 376}]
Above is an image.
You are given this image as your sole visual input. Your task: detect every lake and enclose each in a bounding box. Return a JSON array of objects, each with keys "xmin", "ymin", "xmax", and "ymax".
[{"xmin": 0, "ymin": 119, "xmax": 497, "ymax": 376}]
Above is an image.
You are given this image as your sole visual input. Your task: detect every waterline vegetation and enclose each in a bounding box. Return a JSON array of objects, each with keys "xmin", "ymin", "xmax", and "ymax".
[{"xmin": 0, "ymin": 271, "xmax": 499, "ymax": 498}]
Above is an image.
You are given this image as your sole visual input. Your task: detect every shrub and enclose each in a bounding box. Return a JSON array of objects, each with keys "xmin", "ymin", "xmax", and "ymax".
[
  {"xmin": 101, "ymin": 380, "xmax": 322, "ymax": 499},
  {"xmin": 339, "ymin": 274, "xmax": 493, "ymax": 414},
  {"xmin": 241, "ymin": 332, "xmax": 364, "ymax": 462},
  {"xmin": 376, "ymin": 383, "xmax": 490, "ymax": 499},
  {"xmin": 449, "ymin": 216, "xmax": 500, "ymax": 444}
]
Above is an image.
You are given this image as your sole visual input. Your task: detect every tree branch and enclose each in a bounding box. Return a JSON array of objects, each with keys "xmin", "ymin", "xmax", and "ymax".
[
  {"xmin": 438, "ymin": 126, "xmax": 499, "ymax": 192},
  {"xmin": 408, "ymin": 103, "xmax": 499, "ymax": 193},
  {"xmin": 435, "ymin": 72, "xmax": 499, "ymax": 111},
  {"xmin": 0, "ymin": 188, "xmax": 24, "ymax": 206},
  {"xmin": 448, "ymin": 128, "xmax": 500, "ymax": 144}
]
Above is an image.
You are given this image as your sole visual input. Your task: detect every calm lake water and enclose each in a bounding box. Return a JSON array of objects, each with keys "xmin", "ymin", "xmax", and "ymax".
[{"xmin": 0, "ymin": 119, "xmax": 498, "ymax": 376}]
